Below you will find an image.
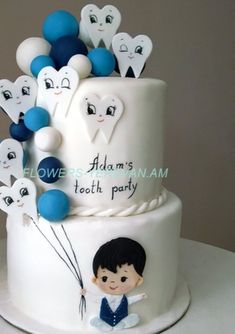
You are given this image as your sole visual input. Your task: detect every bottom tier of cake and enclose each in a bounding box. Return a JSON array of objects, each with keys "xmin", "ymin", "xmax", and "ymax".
[{"xmin": 6, "ymin": 192, "xmax": 186, "ymax": 333}]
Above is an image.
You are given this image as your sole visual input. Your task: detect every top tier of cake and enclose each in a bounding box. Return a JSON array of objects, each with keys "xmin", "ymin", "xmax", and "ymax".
[{"xmin": 28, "ymin": 77, "xmax": 166, "ymax": 216}]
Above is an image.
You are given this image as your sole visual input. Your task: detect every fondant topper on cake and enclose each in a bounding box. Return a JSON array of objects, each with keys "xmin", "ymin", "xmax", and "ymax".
[
  {"xmin": 88, "ymin": 237, "xmax": 147, "ymax": 331},
  {"xmin": 37, "ymin": 66, "xmax": 79, "ymax": 117},
  {"xmin": 14, "ymin": 5, "xmax": 153, "ymax": 80},
  {"xmin": 0, "ymin": 76, "xmax": 38, "ymax": 123},
  {"xmin": 80, "ymin": 93, "xmax": 124, "ymax": 143},
  {"xmin": 0, "ymin": 178, "xmax": 38, "ymax": 222},
  {"xmin": 80, "ymin": 4, "xmax": 121, "ymax": 49},
  {"xmin": 112, "ymin": 33, "xmax": 153, "ymax": 78},
  {"xmin": 0, "ymin": 139, "xmax": 24, "ymax": 186}
]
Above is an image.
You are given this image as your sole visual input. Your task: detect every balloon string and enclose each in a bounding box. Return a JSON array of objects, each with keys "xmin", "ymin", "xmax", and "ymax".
[
  {"xmin": 31, "ymin": 219, "xmax": 86, "ymax": 320},
  {"xmin": 50, "ymin": 226, "xmax": 82, "ymax": 286},
  {"xmin": 31, "ymin": 219, "xmax": 79, "ymax": 283},
  {"xmin": 61, "ymin": 225, "xmax": 84, "ymax": 288},
  {"xmin": 61, "ymin": 225, "xmax": 86, "ymax": 320}
]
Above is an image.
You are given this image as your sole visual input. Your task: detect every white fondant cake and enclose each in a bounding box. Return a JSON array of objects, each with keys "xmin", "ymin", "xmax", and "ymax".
[
  {"xmin": 32, "ymin": 77, "xmax": 166, "ymax": 214},
  {"xmin": 0, "ymin": 5, "xmax": 190, "ymax": 334},
  {"xmin": 7, "ymin": 192, "xmax": 182, "ymax": 332}
]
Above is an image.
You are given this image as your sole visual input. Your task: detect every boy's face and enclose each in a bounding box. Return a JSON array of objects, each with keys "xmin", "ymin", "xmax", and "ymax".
[{"xmin": 92, "ymin": 264, "xmax": 143, "ymax": 295}]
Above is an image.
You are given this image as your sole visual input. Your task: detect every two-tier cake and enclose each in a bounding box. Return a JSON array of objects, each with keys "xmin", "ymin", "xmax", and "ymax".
[{"xmin": 0, "ymin": 5, "xmax": 190, "ymax": 334}]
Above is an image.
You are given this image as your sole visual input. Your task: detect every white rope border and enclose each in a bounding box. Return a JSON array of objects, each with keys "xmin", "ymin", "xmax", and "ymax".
[{"xmin": 70, "ymin": 188, "xmax": 168, "ymax": 217}]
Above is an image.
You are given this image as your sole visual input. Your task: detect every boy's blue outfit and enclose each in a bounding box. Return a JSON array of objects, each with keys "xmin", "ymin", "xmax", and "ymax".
[{"xmin": 100, "ymin": 295, "xmax": 128, "ymax": 327}]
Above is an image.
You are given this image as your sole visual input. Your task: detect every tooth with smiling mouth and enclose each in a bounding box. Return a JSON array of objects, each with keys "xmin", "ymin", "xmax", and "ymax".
[
  {"xmin": 79, "ymin": 93, "xmax": 124, "ymax": 143},
  {"xmin": 112, "ymin": 33, "xmax": 153, "ymax": 78},
  {"xmin": 0, "ymin": 139, "xmax": 24, "ymax": 186},
  {"xmin": 80, "ymin": 4, "xmax": 121, "ymax": 49},
  {"xmin": 0, "ymin": 178, "xmax": 38, "ymax": 223},
  {"xmin": 37, "ymin": 66, "xmax": 79, "ymax": 117},
  {"xmin": 0, "ymin": 75, "xmax": 38, "ymax": 123}
]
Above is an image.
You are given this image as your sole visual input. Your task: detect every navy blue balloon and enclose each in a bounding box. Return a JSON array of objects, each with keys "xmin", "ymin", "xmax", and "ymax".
[
  {"xmin": 30, "ymin": 55, "xmax": 55, "ymax": 77},
  {"xmin": 50, "ymin": 36, "xmax": 88, "ymax": 69},
  {"xmin": 88, "ymin": 48, "xmax": 115, "ymax": 77},
  {"xmin": 38, "ymin": 189, "xmax": 70, "ymax": 222},
  {"xmin": 37, "ymin": 157, "xmax": 63, "ymax": 183},
  {"xmin": 24, "ymin": 107, "xmax": 50, "ymax": 131},
  {"xmin": 9, "ymin": 120, "xmax": 33, "ymax": 142},
  {"xmin": 42, "ymin": 10, "xmax": 79, "ymax": 44}
]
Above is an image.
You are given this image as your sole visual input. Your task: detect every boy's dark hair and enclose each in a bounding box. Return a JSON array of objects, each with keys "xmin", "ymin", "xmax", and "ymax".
[{"xmin": 93, "ymin": 237, "xmax": 146, "ymax": 277}]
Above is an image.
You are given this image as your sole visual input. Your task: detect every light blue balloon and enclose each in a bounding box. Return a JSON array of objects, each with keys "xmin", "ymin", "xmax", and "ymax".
[
  {"xmin": 38, "ymin": 189, "xmax": 70, "ymax": 222},
  {"xmin": 30, "ymin": 55, "xmax": 55, "ymax": 77},
  {"xmin": 42, "ymin": 10, "xmax": 79, "ymax": 44},
  {"xmin": 24, "ymin": 107, "xmax": 50, "ymax": 132},
  {"xmin": 88, "ymin": 48, "xmax": 115, "ymax": 77}
]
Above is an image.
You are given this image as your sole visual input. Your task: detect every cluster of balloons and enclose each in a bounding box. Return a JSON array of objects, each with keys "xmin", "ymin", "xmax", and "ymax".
[
  {"xmin": 24, "ymin": 105, "xmax": 69, "ymax": 221},
  {"xmin": 9, "ymin": 103, "xmax": 63, "ymax": 186},
  {"xmin": 16, "ymin": 10, "xmax": 116, "ymax": 78}
]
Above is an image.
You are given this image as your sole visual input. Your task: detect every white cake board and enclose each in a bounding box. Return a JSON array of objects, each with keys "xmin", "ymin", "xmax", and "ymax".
[{"xmin": 0, "ymin": 269, "xmax": 190, "ymax": 334}]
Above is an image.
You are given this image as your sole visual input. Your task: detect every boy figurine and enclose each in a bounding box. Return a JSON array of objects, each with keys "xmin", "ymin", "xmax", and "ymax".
[{"xmin": 90, "ymin": 237, "xmax": 147, "ymax": 332}]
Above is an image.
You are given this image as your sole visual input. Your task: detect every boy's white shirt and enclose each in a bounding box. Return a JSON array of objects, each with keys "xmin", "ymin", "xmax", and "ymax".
[
  {"xmin": 104, "ymin": 293, "xmax": 145, "ymax": 312},
  {"xmin": 86, "ymin": 291, "xmax": 145, "ymax": 312}
]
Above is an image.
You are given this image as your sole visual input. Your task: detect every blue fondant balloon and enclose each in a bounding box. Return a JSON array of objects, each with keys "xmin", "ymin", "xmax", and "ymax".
[
  {"xmin": 9, "ymin": 120, "xmax": 33, "ymax": 142},
  {"xmin": 88, "ymin": 48, "xmax": 115, "ymax": 77},
  {"xmin": 24, "ymin": 107, "xmax": 50, "ymax": 132},
  {"xmin": 38, "ymin": 189, "xmax": 70, "ymax": 222},
  {"xmin": 30, "ymin": 55, "xmax": 55, "ymax": 77},
  {"xmin": 50, "ymin": 36, "xmax": 88, "ymax": 69},
  {"xmin": 37, "ymin": 157, "xmax": 63, "ymax": 184},
  {"xmin": 42, "ymin": 10, "xmax": 79, "ymax": 44}
]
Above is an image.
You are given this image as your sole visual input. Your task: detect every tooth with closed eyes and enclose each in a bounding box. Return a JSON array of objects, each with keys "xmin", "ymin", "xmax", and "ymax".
[
  {"xmin": 0, "ymin": 178, "xmax": 38, "ymax": 223},
  {"xmin": 112, "ymin": 33, "xmax": 153, "ymax": 78},
  {"xmin": 37, "ymin": 66, "xmax": 79, "ymax": 117},
  {"xmin": 80, "ymin": 94, "xmax": 124, "ymax": 143},
  {"xmin": 0, "ymin": 139, "xmax": 24, "ymax": 186},
  {"xmin": 0, "ymin": 76, "xmax": 38, "ymax": 123},
  {"xmin": 80, "ymin": 4, "xmax": 121, "ymax": 49}
]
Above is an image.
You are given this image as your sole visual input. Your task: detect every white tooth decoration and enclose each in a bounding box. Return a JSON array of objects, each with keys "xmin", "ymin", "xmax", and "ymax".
[
  {"xmin": 37, "ymin": 66, "xmax": 79, "ymax": 118},
  {"xmin": 0, "ymin": 76, "xmax": 38, "ymax": 123},
  {"xmin": 80, "ymin": 4, "xmax": 121, "ymax": 49},
  {"xmin": 0, "ymin": 178, "xmax": 38, "ymax": 222},
  {"xmin": 112, "ymin": 33, "xmax": 153, "ymax": 78},
  {"xmin": 0, "ymin": 139, "xmax": 24, "ymax": 186},
  {"xmin": 80, "ymin": 94, "xmax": 124, "ymax": 143}
]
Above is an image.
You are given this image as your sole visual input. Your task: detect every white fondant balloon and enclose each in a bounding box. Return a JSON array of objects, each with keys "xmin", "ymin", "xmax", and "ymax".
[
  {"xmin": 0, "ymin": 76, "xmax": 38, "ymax": 123},
  {"xmin": 37, "ymin": 66, "xmax": 79, "ymax": 117},
  {"xmin": 80, "ymin": 4, "xmax": 121, "ymax": 49},
  {"xmin": 79, "ymin": 94, "xmax": 124, "ymax": 143},
  {"xmin": 67, "ymin": 55, "xmax": 92, "ymax": 79},
  {"xmin": 112, "ymin": 33, "xmax": 153, "ymax": 78},
  {"xmin": 0, "ymin": 178, "xmax": 38, "ymax": 222},
  {"xmin": 0, "ymin": 139, "xmax": 24, "ymax": 186},
  {"xmin": 35, "ymin": 126, "xmax": 62, "ymax": 152},
  {"xmin": 16, "ymin": 37, "xmax": 51, "ymax": 75}
]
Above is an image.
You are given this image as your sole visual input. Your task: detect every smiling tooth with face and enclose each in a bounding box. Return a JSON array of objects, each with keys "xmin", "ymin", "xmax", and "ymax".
[
  {"xmin": 37, "ymin": 66, "xmax": 79, "ymax": 117},
  {"xmin": 0, "ymin": 178, "xmax": 38, "ymax": 222},
  {"xmin": 112, "ymin": 33, "xmax": 153, "ymax": 78},
  {"xmin": 0, "ymin": 76, "xmax": 38, "ymax": 123},
  {"xmin": 80, "ymin": 94, "xmax": 124, "ymax": 143},
  {"xmin": 80, "ymin": 4, "xmax": 121, "ymax": 49},
  {"xmin": 0, "ymin": 139, "xmax": 24, "ymax": 186}
]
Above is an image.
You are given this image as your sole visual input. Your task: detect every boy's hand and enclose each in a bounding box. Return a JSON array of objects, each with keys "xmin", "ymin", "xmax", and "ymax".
[
  {"xmin": 142, "ymin": 292, "xmax": 148, "ymax": 299},
  {"xmin": 81, "ymin": 288, "xmax": 86, "ymax": 296}
]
